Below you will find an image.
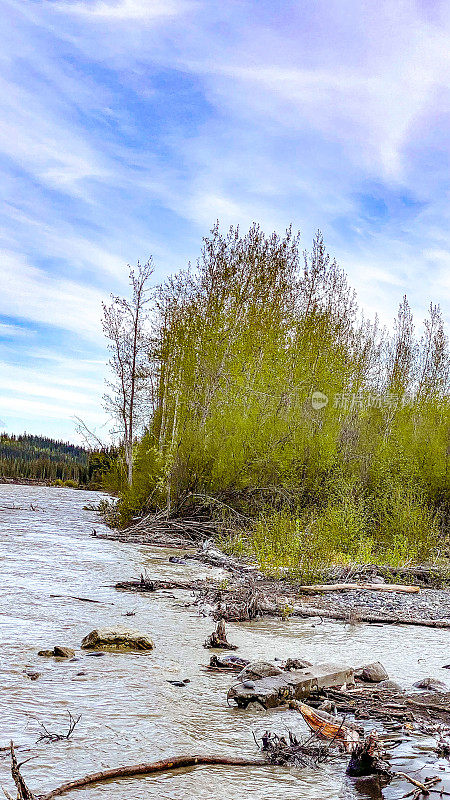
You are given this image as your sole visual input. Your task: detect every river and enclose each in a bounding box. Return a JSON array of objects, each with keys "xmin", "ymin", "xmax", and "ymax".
[{"xmin": 1, "ymin": 485, "xmax": 449, "ymax": 799}]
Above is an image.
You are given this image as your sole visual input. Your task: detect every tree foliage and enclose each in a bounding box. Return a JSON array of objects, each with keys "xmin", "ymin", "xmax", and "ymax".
[{"xmin": 109, "ymin": 223, "xmax": 450, "ymax": 574}]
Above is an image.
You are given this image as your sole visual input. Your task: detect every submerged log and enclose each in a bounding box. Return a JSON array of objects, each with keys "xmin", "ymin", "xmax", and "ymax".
[
  {"xmin": 39, "ymin": 756, "xmax": 267, "ymax": 799},
  {"xmin": 5, "ymin": 743, "xmax": 266, "ymax": 800}
]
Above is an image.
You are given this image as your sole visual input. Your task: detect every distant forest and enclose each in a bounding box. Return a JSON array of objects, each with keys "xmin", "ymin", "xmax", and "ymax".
[{"xmin": 0, "ymin": 433, "xmax": 115, "ymax": 487}]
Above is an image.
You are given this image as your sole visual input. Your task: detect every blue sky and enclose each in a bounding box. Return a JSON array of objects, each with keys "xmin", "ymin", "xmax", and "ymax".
[{"xmin": 1, "ymin": 0, "xmax": 449, "ymax": 442}]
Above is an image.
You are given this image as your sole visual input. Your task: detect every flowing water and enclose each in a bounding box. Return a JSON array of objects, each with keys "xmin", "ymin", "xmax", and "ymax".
[{"xmin": 1, "ymin": 485, "xmax": 449, "ymax": 799}]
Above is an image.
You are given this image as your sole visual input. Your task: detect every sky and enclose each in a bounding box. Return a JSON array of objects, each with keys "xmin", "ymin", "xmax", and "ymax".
[{"xmin": 1, "ymin": 0, "xmax": 450, "ymax": 443}]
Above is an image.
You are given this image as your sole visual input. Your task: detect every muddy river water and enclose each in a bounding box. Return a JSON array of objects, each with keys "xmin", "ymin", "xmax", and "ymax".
[{"xmin": 1, "ymin": 485, "xmax": 450, "ymax": 799}]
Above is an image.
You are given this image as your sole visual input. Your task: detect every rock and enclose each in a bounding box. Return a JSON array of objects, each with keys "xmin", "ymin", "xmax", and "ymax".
[
  {"xmin": 371, "ymin": 576, "xmax": 385, "ymax": 584},
  {"xmin": 355, "ymin": 662, "xmax": 389, "ymax": 683},
  {"xmin": 229, "ymin": 662, "xmax": 354, "ymax": 709},
  {"xmin": 209, "ymin": 654, "xmax": 249, "ymax": 670},
  {"xmin": 53, "ymin": 646, "xmax": 75, "ymax": 658},
  {"xmin": 169, "ymin": 556, "xmax": 187, "ymax": 564},
  {"xmin": 81, "ymin": 628, "xmax": 154, "ymax": 651},
  {"xmin": 413, "ymin": 677, "xmax": 447, "ymax": 692},
  {"xmin": 284, "ymin": 658, "xmax": 313, "ymax": 670},
  {"xmin": 378, "ymin": 680, "xmax": 403, "ymax": 692},
  {"xmin": 237, "ymin": 661, "xmax": 284, "ymax": 681},
  {"xmin": 38, "ymin": 646, "xmax": 74, "ymax": 658},
  {"xmin": 24, "ymin": 670, "xmax": 40, "ymax": 680}
]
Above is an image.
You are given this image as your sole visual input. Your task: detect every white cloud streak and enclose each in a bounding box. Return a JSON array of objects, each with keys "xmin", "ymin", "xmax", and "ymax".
[{"xmin": 1, "ymin": 0, "xmax": 449, "ymax": 437}]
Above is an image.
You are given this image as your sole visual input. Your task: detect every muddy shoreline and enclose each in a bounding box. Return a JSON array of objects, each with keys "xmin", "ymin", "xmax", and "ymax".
[{"xmin": 97, "ymin": 521, "xmax": 450, "ymax": 628}]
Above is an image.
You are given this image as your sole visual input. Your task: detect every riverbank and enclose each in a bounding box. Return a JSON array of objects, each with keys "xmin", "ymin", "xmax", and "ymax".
[{"xmin": 97, "ymin": 515, "xmax": 450, "ymax": 628}]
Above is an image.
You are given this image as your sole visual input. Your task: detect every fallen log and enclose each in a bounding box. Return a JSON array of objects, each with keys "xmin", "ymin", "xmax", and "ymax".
[
  {"xmin": 297, "ymin": 583, "xmax": 420, "ymax": 594},
  {"xmin": 5, "ymin": 743, "xmax": 266, "ymax": 800},
  {"xmin": 39, "ymin": 756, "xmax": 267, "ymax": 799},
  {"xmin": 49, "ymin": 595, "xmax": 113, "ymax": 605},
  {"xmin": 292, "ymin": 606, "xmax": 450, "ymax": 629}
]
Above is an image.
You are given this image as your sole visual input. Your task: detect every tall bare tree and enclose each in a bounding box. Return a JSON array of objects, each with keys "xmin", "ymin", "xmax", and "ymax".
[{"xmin": 103, "ymin": 260, "xmax": 153, "ymax": 485}]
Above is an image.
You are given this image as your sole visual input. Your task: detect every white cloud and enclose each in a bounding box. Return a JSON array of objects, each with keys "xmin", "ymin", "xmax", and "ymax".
[
  {"xmin": 59, "ymin": 0, "xmax": 191, "ymax": 20},
  {"xmin": 0, "ymin": 0, "xmax": 449, "ymax": 439},
  {"xmin": 0, "ymin": 251, "xmax": 104, "ymax": 342},
  {"xmin": 0, "ymin": 323, "xmax": 33, "ymax": 339}
]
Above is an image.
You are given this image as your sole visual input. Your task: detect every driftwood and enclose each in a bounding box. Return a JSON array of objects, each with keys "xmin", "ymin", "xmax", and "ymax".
[
  {"xmin": 395, "ymin": 771, "xmax": 440, "ymax": 794},
  {"xmin": 37, "ymin": 712, "xmax": 81, "ymax": 743},
  {"xmin": 5, "ymin": 743, "xmax": 265, "ymax": 800},
  {"xmin": 293, "ymin": 606, "xmax": 450, "ymax": 629},
  {"xmin": 297, "ymin": 583, "xmax": 420, "ymax": 594},
  {"xmin": 49, "ymin": 595, "xmax": 112, "ymax": 605},
  {"xmin": 115, "ymin": 576, "xmax": 202, "ymax": 593},
  {"xmin": 204, "ymin": 619, "xmax": 237, "ymax": 649}
]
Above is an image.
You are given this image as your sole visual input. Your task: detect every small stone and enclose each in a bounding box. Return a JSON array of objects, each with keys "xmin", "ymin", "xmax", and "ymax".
[
  {"xmin": 237, "ymin": 662, "xmax": 284, "ymax": 681},
  {"xmin": 413, "ymin": 677, "xmax": 447, "ymax": 692},
  {"xmin": 355, "ymin": 662, "xmax": 389, "ymax": 683},
  {"xmin": 24, "ymin": 671, "xmax": 40, "ymax": 680},
  {"xmin": 378, "ymin": 680, "xmax": 403, "ymax": 691},
  {"xmin": 284, "ymin": 658, "xmax": 313, "ymax": 670},
  {"xmin": 53, "ymin": 647, "xmax": 75, "ymax": 658},
  {"xmin": 38, "ymin": 646, "xmax": 75, "ymax": 658}
]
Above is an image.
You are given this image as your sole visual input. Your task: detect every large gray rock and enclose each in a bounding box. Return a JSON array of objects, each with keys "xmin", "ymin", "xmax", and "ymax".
[
  {"xmin": 413, "ymin": 677, "xmax": 447, "ymax": 692},
  {"xmin": 229, "ymin": 662, "xmax": 354, "ymax": 709},
  {"xmin": 355, "ymin": 662, "xmax": 388, "ymax": 683},
  {"xmin": 81, "ymin": 628, "xmax": 154, "ymax": 651},
  {"xmin": 237, "ymin": 661, "xmax": 283, "ymax": 681}
]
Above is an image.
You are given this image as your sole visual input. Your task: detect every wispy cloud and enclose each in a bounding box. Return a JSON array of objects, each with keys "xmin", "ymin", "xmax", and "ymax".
[
  {"xmin": 1, "ymin": 0, "xmax": 449, "ymax": 439},
  {"xmin": 58, "ymin": 0, "xmax": 192, "ymax": 21}
]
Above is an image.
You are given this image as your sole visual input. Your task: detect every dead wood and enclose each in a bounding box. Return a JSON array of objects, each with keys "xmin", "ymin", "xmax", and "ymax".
[
  {"xmin": 297, "ymin": 583, "xmax": 420, "ymax": 594},
  {"xmin": 10, "ymin": 753, "xmax": 265, "ymax": 800},
  {"xmin": 49, "ymin": 595, "xmax": 112, "ymax": 605},
  {"xmin": 8, "ymin": 743, "xmax": 36, "ymax": 800},
  {"xmin": 293, "ymin": 606, "xmax": 450, "ymax": 629},
  {"xmin": 257, "ymin": 729, "xmax": 334, "ymax": 768},
  {"xmin": 204, "ymin": 619, "xmax": 237, "ymax": 649},
  {"xmin": 115, "ymin": 576, "xmax": 202, "ymax": 593},
  {"xmin": 37, "ymin": 713, "xmax": 81, "ymax": 744},
  {"xmin": 395, "ymin": 771, "xmax": 438, "ymax": 794}
]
